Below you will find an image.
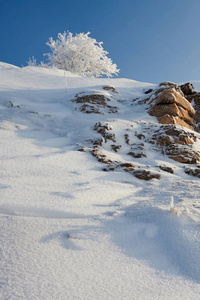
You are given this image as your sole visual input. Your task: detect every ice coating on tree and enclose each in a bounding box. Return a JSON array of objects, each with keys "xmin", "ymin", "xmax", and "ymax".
[{"xmin": 45, "ymin": 31, "xmax": 119, "ymax": 77}]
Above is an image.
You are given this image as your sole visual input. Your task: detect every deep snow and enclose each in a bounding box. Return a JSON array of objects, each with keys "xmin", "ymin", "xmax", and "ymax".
[{"xmin": 0, "ymin": 62, "xmax": 200, "ymax": 299}]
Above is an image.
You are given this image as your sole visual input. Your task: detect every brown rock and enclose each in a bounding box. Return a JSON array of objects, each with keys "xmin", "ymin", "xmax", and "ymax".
[
  {"xmin": 128, "ymin": 151, "xmax": 146, "ymax": 158},
  {"xmin": 185, "ymin": 95, "xmax": 193, "ymax": 103},
  {"xmin": 194, "ymin": 111, "xmax": 200, "ymax": 124},
  {"xmin": 103, "ymin": 86, "xmax": 118, "ymax": 93},
  {"xmin": 148, "ymin": 125, "xmax": 200, "ymax": 165},
  {"xmin": 150, "ymin": 103, "xmax": 180, "ymax": 118},
  {"xmin": 73, "ymin": 93, "xmax": 118, "ymax": 114},
  {"xmin": 193, "ymin": 93, "xmax": 200, "ymax": 106},
  {"xmin": 111, "ymin": 144, "xmax": 122, "ymax": 152},
  {"xmin": 185, "ymin": 167, "xmax": 200, "ymax": 177},
  {"xmin": 159, "ymin": 166, "xmax": 174, "ymax": 173},
  {"xmin": 155, "ymin": 89, "xmax": 195, "ymax": 117},
  {"xmin": 158, "ymin": 115, "xmax": 193, "ymax": 130},
  {"xmin": 179, "ymin": 83, "xmax": 195, "ymax": 96},
  {"xmin": 178, "ymin": 106, "xmax": 194, "ymax": 126},
  {"xmin": 144, "ymin": 88, "xmax": 153, "ymax": 94},
  {"xmin": 159, "ymin": 82, "xmax": 178, "ymax": 87},
  {"xmin": 186, "ymin": 93, "xmax": 200, "ymax": 105},
  {"xmin": 159, "ymin": 82, "xmax": 184, "ymax": 96},
  {"xmin": 133, "ymin": 170, "xmax": 160, "ymax": 180},
  {"xmin": 78, "ymin": 148, "xmax": 86, "ymax": 152},
  {"xmin": 119, "ymin": 163, "xmax": 135, "ymax": 168},
  {"xmin": 169, "ymin": 155, "xmax": 199, "ymax": 164}
]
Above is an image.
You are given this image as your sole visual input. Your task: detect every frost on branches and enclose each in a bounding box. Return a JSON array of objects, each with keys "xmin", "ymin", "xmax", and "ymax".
[{"xmin": 45, "ymin": 31, "xmax": 119, "ymax": 77}]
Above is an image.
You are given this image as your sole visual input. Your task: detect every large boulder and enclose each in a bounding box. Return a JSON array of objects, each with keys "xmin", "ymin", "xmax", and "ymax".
[
  {"xmin": 149, "ymin": 86, "xmax": 195, "ymax": 130},
  {"xmin": 151, "ymin": 89, "xmax": 195, "ymax": 117}
]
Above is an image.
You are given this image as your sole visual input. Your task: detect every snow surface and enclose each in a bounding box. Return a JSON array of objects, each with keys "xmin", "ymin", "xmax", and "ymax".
[{"xmin": 0, "ymin": 63, "xmax": 200, "ymax": 299}]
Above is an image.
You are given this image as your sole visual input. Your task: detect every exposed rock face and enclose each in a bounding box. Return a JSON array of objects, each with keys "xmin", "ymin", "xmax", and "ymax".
[
  {"xmin": 159, "ymin": 82, "xmax": 184, "ymax": 96},
  {"xmin": 184, "ymin": 93, "xmax": 200, "ymax": 132},
  {"xmin": 158, "ymin": 114, "xmax": 193, "ymax": 130},
  {"xmin": 103, "ymin": 86, "xmax": 118, "ymax": 93},
  {"xmin": 75, "ymin": 81, "xmax": 200, "ymax": 181},
  {"xmin": 179, "ymin": 82, "xmax": 195, "ymax": 96},
  {"xmin": 92, "ymin": 121, "xmax": 161, "ymax": 181},
  {"xmin": 179, "ymin": 84, "xmax": 200, "ymax": 132},
  {"xmin": 132, "ymin": 170, "xmax": 160, "ymax": 180},
  {"xmin": 72, "ymin": 93, "xmax": 118, "ymax": 114},
  {"xmin": 159, "ymin": 165, "xmax": 174, "ymax": 174},
  {"xmin": 148, "ymin": 84, "xmax": 195, "ymax": 130},
  {"xmin": 148, "ymin": 125, "xmax": 200, "ymax": 164}
]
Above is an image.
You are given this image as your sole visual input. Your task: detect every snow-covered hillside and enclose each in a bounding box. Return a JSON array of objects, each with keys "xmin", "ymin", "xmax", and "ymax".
[{"xmin": 0, "ymin": 63, "xmax": 200, "ymax": 300}]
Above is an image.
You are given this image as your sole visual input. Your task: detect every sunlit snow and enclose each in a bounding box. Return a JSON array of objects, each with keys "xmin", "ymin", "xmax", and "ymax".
[{"xmin": 0, "ymin": 63, "xmax": 200, "ymax": 300}]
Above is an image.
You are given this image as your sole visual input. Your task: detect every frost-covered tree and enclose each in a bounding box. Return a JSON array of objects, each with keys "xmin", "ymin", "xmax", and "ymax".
[
  {"xmin": 45, "ymin": 31, "xmax": 119, "ymax": 77},
  {"xmin": 27, "ymin": 56, "xmax": 48, "ymax": 68}
]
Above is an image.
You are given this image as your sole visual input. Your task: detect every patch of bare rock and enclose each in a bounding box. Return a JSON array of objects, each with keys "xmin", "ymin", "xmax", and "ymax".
[
  {"xmin": 91, "ymin": 120, "xmax": 200, "ymax": 180},
  {"xmin": 90, "ymin": 121, "xmax": 161, "ymax": 181},
  {"xmin": 148, "ymin": 125, "xmax": 200, "ymax": 164},
  {"xmin": 72, "ymin": 86, "xmax": 118, "ymax": 114}
]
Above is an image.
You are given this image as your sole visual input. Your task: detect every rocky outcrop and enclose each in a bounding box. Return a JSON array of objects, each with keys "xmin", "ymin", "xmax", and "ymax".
[
  {"xmin": 72, "ymin": 93, "xmax": 118, "ymax": 114},
  {"xmin": 148, "ymin": 125, "xmax": 200, "ymax": 164},
  {"xmin": 76, "ymin": 81, "xmax": 200, "ymax": 181},
  {"xmin": 103, "ymin": 86, "xmax": 118, "ymax": 93},
  {"xmin": 91, "ymin": 121, "xmax": 161, "ymax": 180},
  {"xmin": 149, "ymin": 83, "xmax": 195, "ymax": 130}
]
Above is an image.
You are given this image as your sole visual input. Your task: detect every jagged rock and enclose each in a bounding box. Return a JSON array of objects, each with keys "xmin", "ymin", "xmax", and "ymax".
[
  {"xmin": 150, "ymin": 103, "xmax": 193, "ymax": 126},
  {"xmin": 103, "ymin": 163, "xmax": 160, "ymax": 181},
  {"xmin": 185, "ymin": 92, "xmax": 200, "ymax": 104},
  {"xmin": 124, "ymin": 134, "xmax": 130, "ymax": 144},
  {"xmin": 164, "ymin": 126, "xmax": 196, "ymax": 144},
  {"xmin": 144, "ymin": 88, "xmax": 153, "ymax": 94},
  {"xmin": 103, "ymin": 86, "xmax": 118, "ymax": 93},
  {"xmin": 184, "ymin": 167, "xmax": 200, "ymax": 178},
  {"xmin": 78, "ymin": 148, "xmax": 86, "ymax": 152},
  {"xmin": 135, "ymin": 133, "xmax": 145, "ymax": 140},
  {"xmin": 193, "ymin": 93, "xmax": 200, "ymax": 106},
  {"xmin": 133, "ymin": 170, "xmax": 160, "ymax": 180},
  {"xmin": 72, "ymin": 93, "xmax": 118, "ymax": 114},
  {"xmin": 111, "ymin": 144, "xmax": 122, "ymax": 152},
  {"xmin": 159, "ymin": 166, "xmax": 174, "ymax": 173},
  {"xmin": 158, "ymin": 82, "xmax": 184, "ymax": 96},
  {"xmin": 179, "ymin": 82, "xmax": 195, "ymax": 96},
  {"xmin": 153, "ymin": 89, "xmax": 195, "ymax": 117},
  {"xmin": 158, "ymin": 115, "xmax": 193, "ymax": 130},
  {"xmin": 94, "ymin": 122, "xmax": 116, "ymax": 142},
  {"xmin": 149, "ymin": 86, "xmax": 195, "ymax": 130},
  {"xmin": 148, "ymin": 125, "xmax": 200, "ymax": 164},
  {"xmin": 128, "ymin": 151, "xmax": 146, "ymax": 158},
  {"xmin": 103, "ymin": 162, "xmax": 135, "ymax": 173},
  {"xmin": 194, "ymin": 110, "xmax": 200, "ymax": 125},
  {"xmin": 159, "ymin": 82, "xmax": 178, "ymax": 88}
]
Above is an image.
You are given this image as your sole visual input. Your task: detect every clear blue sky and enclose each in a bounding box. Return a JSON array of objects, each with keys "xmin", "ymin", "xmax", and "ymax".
[{"xmin": 1, "ymin": 0, "xmax": 200, "ymax": 83}]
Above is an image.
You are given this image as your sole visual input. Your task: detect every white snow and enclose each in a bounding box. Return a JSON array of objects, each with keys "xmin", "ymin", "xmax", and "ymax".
[{"xmin": 0, "ymin": 64, "xmax": 200, "ymax": 300}]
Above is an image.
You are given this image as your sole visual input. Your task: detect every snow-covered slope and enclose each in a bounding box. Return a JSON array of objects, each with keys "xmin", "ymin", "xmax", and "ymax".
[{"xmin": 0, "ymin": 63, "xmax": 200, "ymax": 300}]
